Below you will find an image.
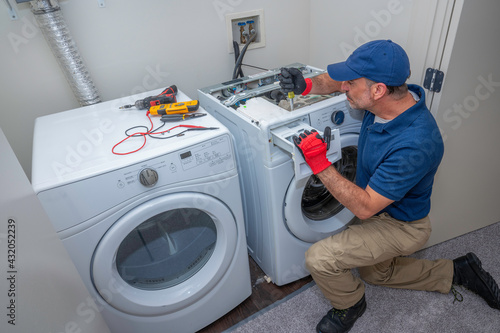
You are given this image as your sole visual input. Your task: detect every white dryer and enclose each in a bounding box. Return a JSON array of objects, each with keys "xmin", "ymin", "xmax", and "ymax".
[
  {"xmin": 31, "ymin": 89, "xmax": 251, "ymax": 333},
  {"xmin": 198, "ymin": 64, "xmax": 363, "ymax": 286}
]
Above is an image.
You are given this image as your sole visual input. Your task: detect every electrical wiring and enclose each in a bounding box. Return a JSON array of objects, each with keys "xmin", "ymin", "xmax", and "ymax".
[
  {"xmin": 233, "ymin": 40, "xmax": 245, "ymax": 78},
  {"xmin": 232, "ymin": 32, "xmax": 257, "ymax": 80},
  {"xmin": 112, "ymin": 111, "xmax": 217, "ymax": 155},
  {"xmin": 240, "ymin": 63, "xmax": 268, "ymax": 71}
]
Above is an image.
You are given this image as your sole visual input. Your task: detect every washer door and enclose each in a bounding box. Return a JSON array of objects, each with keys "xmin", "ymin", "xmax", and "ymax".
[
  {"xmin": 284, "ymin": 133, "xmax": 358, "ymax": 243},
  {"xmin": 91, "ymin": 192, "xmax": 237, "ymax": 316}
]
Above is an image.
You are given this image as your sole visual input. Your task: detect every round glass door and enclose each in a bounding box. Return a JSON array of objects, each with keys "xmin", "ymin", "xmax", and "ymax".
[
  {"xmin": 91, "ymin": 192, "xmax": 237, "ymax": 316},
  {"xmin": 283, "ymin": 133, "xmax": 358, "ymax": 243},
  {"xmin": 116, "ymin": 208, "xmax": 216, "ymax": 290}
]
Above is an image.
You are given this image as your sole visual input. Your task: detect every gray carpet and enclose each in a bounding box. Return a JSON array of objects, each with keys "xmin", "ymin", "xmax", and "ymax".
[{"xmin": 226, "ymin": 221, "xmax": 500, "ymax": 332}]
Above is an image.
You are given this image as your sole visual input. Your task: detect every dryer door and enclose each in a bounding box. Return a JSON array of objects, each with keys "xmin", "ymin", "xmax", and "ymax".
[
  {"xmin": 283, "ymin": 133, "xmax": 358, "ymax": 243},
  {"xmin": 91, "ymin": 192, "xmax": 237, "ymax": 316}
]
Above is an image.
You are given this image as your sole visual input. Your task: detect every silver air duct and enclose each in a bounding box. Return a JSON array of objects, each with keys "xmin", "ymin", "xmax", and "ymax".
[{"xmin": 30, "ymin": 0, "xmax": 101, "ymax": 106}]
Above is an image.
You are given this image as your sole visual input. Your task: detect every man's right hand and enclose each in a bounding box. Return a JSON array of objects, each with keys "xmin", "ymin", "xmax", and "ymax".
[
  {"xmin": 279, "ymin": 68, "xmax": 307, "ymax": 95},
  {"xmin": 293, "ymin": 130, "xmax": 331, "ymax": 175}
]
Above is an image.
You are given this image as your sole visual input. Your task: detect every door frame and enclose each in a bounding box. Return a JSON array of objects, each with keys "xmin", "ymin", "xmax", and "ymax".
[{"xmin": 405, "ymin": 0, "xmax": 465, "ymax": 114}]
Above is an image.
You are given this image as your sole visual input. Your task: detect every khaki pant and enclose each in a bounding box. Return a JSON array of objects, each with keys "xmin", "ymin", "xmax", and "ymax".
[{"xmin": 305, "ymin": 213, "xmax": 454, "ymax": 309}]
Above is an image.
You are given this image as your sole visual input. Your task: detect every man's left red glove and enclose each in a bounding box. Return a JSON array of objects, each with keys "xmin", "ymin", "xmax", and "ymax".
[{"xmin": 293, "ymin": 130, "xmax": 331, "ymax": 175}]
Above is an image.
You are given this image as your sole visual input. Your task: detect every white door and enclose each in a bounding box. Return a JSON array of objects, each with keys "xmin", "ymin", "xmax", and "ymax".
[
  {"xmin": 91, "ymin": 192, "xmax": 237, "ymax": 316},
  {"xmin": 422, "ymin": 0, "xmax": 500, "ymax": 246}
]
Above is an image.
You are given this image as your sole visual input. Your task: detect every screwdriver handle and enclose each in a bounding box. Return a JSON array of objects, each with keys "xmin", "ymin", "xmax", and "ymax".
[{"xmin": 324, "ymin": 126, "xmax": 331, "ymax": 150}]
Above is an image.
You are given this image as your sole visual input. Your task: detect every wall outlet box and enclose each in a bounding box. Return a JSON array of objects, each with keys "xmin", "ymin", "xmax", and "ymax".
[{"xmin": 226, "ymin": 9, "xmax": 266, "ymax": 53}]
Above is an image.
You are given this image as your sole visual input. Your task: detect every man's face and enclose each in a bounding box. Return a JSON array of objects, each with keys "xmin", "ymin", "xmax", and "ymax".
[{"xmin": 341, "ymin": 78, "xmax": 375, "ymax": 111}]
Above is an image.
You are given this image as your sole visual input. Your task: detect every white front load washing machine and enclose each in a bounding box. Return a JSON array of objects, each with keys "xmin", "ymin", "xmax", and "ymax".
[
  {"xmin": 31, "ymin": 89, "xmax": 251, "ymax": 333},
  {"xmin": 198, "ymin": 64, "xmax": 363, "ymax": 286}
]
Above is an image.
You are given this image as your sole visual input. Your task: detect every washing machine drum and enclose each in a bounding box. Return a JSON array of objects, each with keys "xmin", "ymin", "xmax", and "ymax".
[
  {"xmin": 91, "ymin": 192, "xmax": 237, "ymax": 316},
  {"xmin": 284, "ymin": 133, "xmax": 358, "ymax": 243}
]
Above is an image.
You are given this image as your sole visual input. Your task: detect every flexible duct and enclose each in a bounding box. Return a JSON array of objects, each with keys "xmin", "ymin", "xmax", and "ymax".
[{"xmin": 30, "ymin": 0, "xmax": 101, "ymax": 106}]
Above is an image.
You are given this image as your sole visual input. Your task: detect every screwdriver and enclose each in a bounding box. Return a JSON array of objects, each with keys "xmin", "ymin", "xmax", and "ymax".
[
  {"xmin": 149, "ymin": 100, "xmax": 199, "ymax": 116},
  {"xmin": 119, "ymin": 85, "xmax": 177, "ymax": 110},
  {"xmin": 160, "ymin": 113, "xmax": 206, "ymax": 122},
  {"xmin": 288, "ymin": 91, "xmax": 295, "ymax": 111}
]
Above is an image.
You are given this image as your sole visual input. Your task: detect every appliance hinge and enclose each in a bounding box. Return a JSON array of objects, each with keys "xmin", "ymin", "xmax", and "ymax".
[{"xmin": 423, "ymin": 68, "xmax": 445, "ymax": 93}]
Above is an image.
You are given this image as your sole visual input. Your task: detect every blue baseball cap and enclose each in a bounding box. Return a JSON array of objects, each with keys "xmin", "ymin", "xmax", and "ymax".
[{"xmin": 327, "ymin": 40, "xmax": 410, "ymax": 86}]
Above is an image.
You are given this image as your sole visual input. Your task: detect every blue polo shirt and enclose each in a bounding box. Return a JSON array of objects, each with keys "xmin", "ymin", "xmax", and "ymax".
[{"xmin": 356, "ymin": 84, "xmax": 444, "ymax": 221}]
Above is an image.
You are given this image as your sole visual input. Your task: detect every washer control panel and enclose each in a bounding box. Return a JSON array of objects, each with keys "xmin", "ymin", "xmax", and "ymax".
[{"xmin": 308, "ymin": 99, "xmax": 363, "ymax": 133}]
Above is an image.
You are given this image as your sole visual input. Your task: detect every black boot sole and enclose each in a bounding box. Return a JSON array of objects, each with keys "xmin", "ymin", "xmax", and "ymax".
[
  {"xmin": 465, "ymin": 252, "xmax": 500, "ymax": 310},
  {"xmin": 316, "ymin": 298, "xmax": 367, "ymax": 333}
]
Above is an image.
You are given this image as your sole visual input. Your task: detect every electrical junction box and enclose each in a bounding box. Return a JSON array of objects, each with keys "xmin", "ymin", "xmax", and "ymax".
[{"xmin": 226, "ymin": 9, "xmax": 266, "ymax": 53}]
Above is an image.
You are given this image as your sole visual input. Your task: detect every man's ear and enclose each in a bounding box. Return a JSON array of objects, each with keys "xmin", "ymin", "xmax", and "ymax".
[{"xmin": 372, "ymin": 82, "xmax": 388, "ymax": 101}]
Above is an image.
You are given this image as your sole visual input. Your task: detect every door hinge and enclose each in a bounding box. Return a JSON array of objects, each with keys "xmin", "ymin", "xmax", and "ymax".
[{"xmin": 423, "ymin": 68, "xmax": 445, "ymax": 93}]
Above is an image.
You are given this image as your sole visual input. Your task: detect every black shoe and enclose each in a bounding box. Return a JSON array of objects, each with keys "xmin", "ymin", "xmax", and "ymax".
[
  {"xmin": 316, "ymin": 295, "xmax": 366, "ymax": 333},
  {"xmin": 453, "ymin": 252, "xmax": 500, "ymax": 310}
]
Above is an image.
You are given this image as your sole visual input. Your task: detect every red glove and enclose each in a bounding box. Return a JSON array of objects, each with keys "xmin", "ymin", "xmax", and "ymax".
[{"xmin": 293, "ymin": 130, "xmax": 331, "ymax": 175}]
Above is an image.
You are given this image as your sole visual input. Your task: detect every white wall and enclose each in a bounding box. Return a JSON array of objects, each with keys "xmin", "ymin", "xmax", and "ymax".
[
  {"xmin": 0, "ymin": 128, "xmax": 111, "ymax": 332},
  {"xmin": 309, "ymin": 0, "xmax": 413, "ymax": 77},
  {"xmin": 0, "ymin": 0, "xmax": 310, "ymax": 177}
]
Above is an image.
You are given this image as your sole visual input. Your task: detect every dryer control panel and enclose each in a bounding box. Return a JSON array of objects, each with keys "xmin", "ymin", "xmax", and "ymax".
[{"xmin": 37, "ymin": 134, "xmax": 235, "ymax": 233}]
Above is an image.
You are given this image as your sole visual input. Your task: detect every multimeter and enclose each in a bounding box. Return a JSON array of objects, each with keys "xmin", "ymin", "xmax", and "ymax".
[{"xmin": 149, "ymin": 100, "xmax": 199, "ymax": 115}]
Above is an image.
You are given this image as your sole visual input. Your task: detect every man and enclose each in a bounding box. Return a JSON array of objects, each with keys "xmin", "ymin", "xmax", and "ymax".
[{"xmin": 279, "ymin": 40, "xmax": 500, "ymax": 333}]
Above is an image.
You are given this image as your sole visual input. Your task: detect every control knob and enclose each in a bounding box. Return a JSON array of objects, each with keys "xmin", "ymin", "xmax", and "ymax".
[
  {"xmin": 139, "ymin": 168, "xmax": 159, "ymax": 187},
  {"xmin": 331, "ymin": 110, "xmax": 345, "ymax": 125}
]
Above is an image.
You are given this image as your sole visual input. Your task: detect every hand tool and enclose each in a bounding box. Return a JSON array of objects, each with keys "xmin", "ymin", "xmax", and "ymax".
[
  {"xmin": 160, "ymin": 113, "xmax": 207, "ymax": 122},
  {"xmin": 149, "ymin": 100, "xmax": 199, "ymax": 116},
  {"xmin": 288, "ymin": 91, "xmax": 295, "ymax": 111},
  {"xmin": 324, "ymin": 126, "xmax": 331, "ymax": 150},
  {"xmin": 119, "ymin": 85, "xmax": 177, "ymax": 109}
]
